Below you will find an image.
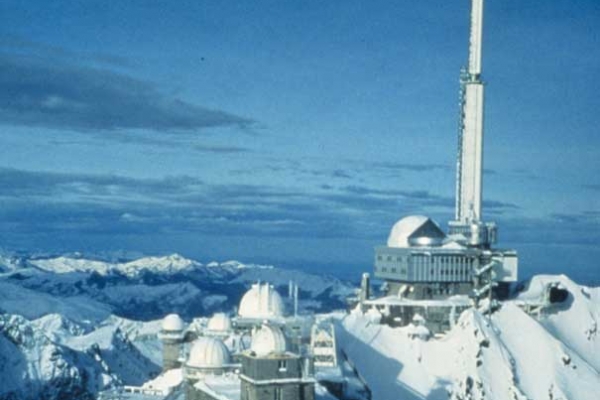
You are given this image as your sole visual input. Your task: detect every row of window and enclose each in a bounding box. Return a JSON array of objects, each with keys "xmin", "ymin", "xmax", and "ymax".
[
  {"xmin": 377, "ymin": 255, "xmax": 408, "ymax": 262},
  {"xmin": 375, "ymin": 264, "xmax": 473, "ymax": 281},
  {"xmin": 377, "ymin": 254, "xmax": 474, "ymax": 265},
  {"xmin": 377, "ymin": 266, "xmax": 408, "ymax": 275}
]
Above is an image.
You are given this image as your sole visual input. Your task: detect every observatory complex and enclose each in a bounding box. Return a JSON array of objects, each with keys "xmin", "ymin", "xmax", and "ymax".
[
  {"xmin": 365, "ymin": 0, "xmax": 519, "ymax": 332},
  {"xmin": 122, "ymin": 282, "xmax": 356, "ymax": 400},
  {"xmin": 106, "ymin": 1, "xmax": 526, "ymax": 398}
]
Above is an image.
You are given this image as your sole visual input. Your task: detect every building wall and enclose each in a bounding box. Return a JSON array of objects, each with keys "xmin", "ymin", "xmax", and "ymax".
[
  {"xmin": 374, "ymin": 247, "xmax": 479, "ymax": 284},
  {"xmin": 241, "ymin": 355, "xmax": 303, "ymax": 380},
  {"xmin": 240, "ymin": 355, "xmax": 314, "ymax": 400},
  {"xmin": 240, "ymin": 381, "xmax": 314, "ymax": 400},
  {"xmin": 162, "ymin": 339, "xmax": 182, "ymax": 371}
]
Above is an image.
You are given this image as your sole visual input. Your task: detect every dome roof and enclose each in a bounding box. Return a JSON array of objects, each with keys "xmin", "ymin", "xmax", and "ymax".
[
  {"xmin": 162, "ymin": 313, "xmax": 184, "ymax": 332},
  {"xmin": 250, "ymin": 325, "xmax": 287, "ymax": 357},
  {"xmin": 187, "ymin": 337, "xmax": 231, "ymax": 369},
  {"xmin": 207, "ymin": 313, "xmax": 232, "ymax": 332},
  {"xmin": 387, "ymin": 215, "xmax": 445, "ymax": 248},
  {"xmin": 238, "ymin": 283, "xmax": 285, "ymax": 319}
]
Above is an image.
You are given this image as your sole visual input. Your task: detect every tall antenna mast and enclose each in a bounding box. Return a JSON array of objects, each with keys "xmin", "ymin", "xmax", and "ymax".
[
  {"xmin": 457, "ymin": 0, "xmax": 484, "ymax": 223},
  {"xmin": 450, "ymin": 0, "xmax": 496, "ymax": 247}
]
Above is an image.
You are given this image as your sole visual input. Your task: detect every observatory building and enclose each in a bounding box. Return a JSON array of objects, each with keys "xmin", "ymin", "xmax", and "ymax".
[
  {"xmin": 152, "ymin": 282, "xmax": 328, "ymax": 400},
  {"xmin": 158, "ymin": 313, "xmax": 186, "ymax": 371},
  {"xmin": 371, "ymin": 0, "xmax": 518, "ymax": 325},
  {"xmin": 238, "ymin": 282, "xmax": 286, "ymax": 323}
]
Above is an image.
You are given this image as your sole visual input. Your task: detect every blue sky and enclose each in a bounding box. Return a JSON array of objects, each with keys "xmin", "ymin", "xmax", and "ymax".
[{"xmin": 1, "ymin": 0, "xmax": 599, "ymax": 284}]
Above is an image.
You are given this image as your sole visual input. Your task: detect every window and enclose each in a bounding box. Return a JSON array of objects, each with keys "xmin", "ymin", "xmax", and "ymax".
[
  {"xmin": 278, "ymin": 360, "xmax": 287, "ymax": 371},
  {"xmin": 387, "ymin": 255, "xmax": 392, "ymax": 261},
  {"xmin": 274, "ymin": 387, "xmax": 282, "ymax": 400}
]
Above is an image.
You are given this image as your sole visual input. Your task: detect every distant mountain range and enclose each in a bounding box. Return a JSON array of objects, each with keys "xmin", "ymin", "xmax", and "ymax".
[{"xmin": 0, "ymin": 253, "xmax": 355, "ymax": 321}]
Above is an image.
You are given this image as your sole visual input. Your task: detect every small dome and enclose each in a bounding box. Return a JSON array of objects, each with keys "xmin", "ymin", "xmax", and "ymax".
[
  {"xmin": 239, "ymin": 283, "xmax": 285, "ymax": 319},
  {"xmin": 187, "ymin": 337, "xmax": 231, "ymax": 369},
  {"xmin": 207, "ymin": 313, "xmax": 232, "ymax": 332},
  {"xmin": 162, "ymin": 313, "xmax": 184, "ymax": 332},
  {"xmin": 387, "ymin": 215, "xmax": 445, "ymax": 248},
  {"xmin": 250, "ymin": 324, "xmax": 287, "ymax": 357}
]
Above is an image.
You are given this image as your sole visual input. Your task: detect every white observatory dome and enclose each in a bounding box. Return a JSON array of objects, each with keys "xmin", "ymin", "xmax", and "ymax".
[
  {"xmin": 162, "ymin": 313, "xmax": 184, "ymax": 332},
  {"xmin": 387, "ymin": 215, "xmax": 445, "ymax": 248},
  {"xmin": 207, "ymin": 313, "xmax": 232, "ymax": 332},
  {"xmin": 187, "ymin": 337, "xmax": 231, "ymax": 369},
  {"xmin": 250, "ymin": 324, "xmax": 287, "ymax": 357},
  {"xmin": 238, "ymin": 283, "xmax": 285, "ymax": 319}
]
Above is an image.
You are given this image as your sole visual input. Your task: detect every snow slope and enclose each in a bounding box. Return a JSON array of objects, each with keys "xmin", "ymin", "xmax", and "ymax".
[
  {"xmin": 0, "ymin": 280, "xmax": 111, "ymax": 322},
  {"xmin": 337, "ymin": 275, "xmax": 600, "ymax": 400},
  {"xmin": 0, "ymin": 313, "xmax": 161, "ymax": 400},
  {"xmin": 514, "ymin": 275, "xmax": 600, "ymax": 371}
]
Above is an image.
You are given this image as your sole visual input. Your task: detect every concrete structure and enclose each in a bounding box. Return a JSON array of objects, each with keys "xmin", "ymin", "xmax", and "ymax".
[
  {"xmin": 374, "ymin": 216, "xmax": 517, "ymax": 299},
  {"xmin": 184, "ymin": 323, "xmax": 315, "ymax": 400},
  {"xmin": 371, "ymin": 0, "xmax": 519, "ymax": 331},
  {"xmin": 374, "ymin": 0, "xmax": 518, "ymax": 298},
  {"xmin": 158, "ymin": 313, "xmax": 186, "ymax": 371},
  {"xmin": 240, "ymin": 325, "xmax": 315, "ymax": 400}
]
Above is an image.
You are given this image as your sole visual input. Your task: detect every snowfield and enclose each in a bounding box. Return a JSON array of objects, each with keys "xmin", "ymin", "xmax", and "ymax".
[{"xmin": 336, "ymin": 275, "xmax": 599, "ymax": 400}]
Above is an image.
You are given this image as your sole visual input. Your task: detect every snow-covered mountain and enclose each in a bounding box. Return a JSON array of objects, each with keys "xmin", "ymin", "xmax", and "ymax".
[
  {"xmin": 336, "ymin": 274, "xmax": 600, "ymax": 400},
  {"xmin": 0, "ymin": 253, "xmax": 355, "ymax": 321},
  {"xmin": 0, "ymin": 313, "xmax": 160, "ymax": 400},
  {"xmin": 27, "ymin": 254, "xmax": 201, "ymax": 277}
]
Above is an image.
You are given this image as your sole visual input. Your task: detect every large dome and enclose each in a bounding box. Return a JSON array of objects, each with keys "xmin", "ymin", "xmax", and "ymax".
[
  {"xmin": 387, "ymin": 215, "xmax": 445, "ymax": 248},
  {"xmin": 250, "ymin": 324, "xmax": 287, "ymax": 357},
  {"xmin": 187, "ymin": 337, "xmax": 231, "ymax": 369},
  {"xmin": 162, "ymin": 313, "xmax": 184, "ymax": 332},
  {"xmin": 238, "ymin": 283, "xmax": 285, "ymax": 319},
  {"xmin": 207, "ymin": 313, "xmax": 232, "ymax": 332}
]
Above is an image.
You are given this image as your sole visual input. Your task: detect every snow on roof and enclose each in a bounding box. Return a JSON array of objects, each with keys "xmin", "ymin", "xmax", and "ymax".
[
  {"xmin": 142, "ymin": 368, "xmax": 183, "ymax": 392},
  {"xmin": 194, "ymin": 374, "xmax": 240, "ymax": 400},
  {"xmin": 365, "ymin": 295, "xmax": 472, "ymax": 307}
]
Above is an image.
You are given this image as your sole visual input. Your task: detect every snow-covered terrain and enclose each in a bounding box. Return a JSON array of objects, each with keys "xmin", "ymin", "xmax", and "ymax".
[
  {"xmin": 336, "ymin": 275, "xmax": 600, "ymax": 400},
  {"xmin": 1, "ymin": 252, "xmax": 598, "ymax": 400},
  {"xmin": 0, "ymin": 253, "xmax": 355, "ymax": 321},
  {"xmin": 0, "ymin": 313, "xmax": 160, "ymax": 400}
]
